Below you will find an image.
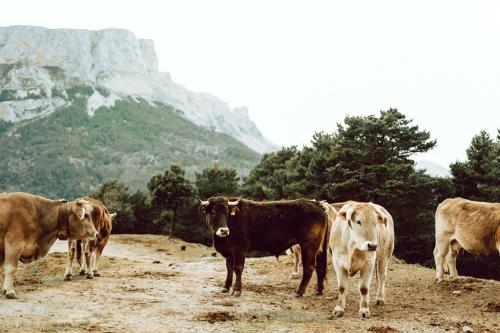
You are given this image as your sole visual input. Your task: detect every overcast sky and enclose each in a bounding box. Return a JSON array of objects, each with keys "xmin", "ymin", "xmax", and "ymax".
[{"xmin": 2, "ymin": 0, "xmax": 499, "ymax": 166}]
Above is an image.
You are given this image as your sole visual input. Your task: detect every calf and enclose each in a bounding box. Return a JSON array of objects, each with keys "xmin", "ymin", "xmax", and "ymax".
[
  {"xmin": 0, "ymin": 192, "xmax": 97, "ymax": 298},
  {"xmin": 199, "ymin": 197, "xmax": 329, "ymax": 297},
  {"xmin": 330, "ymin": 202, "xmax": 394, "ymax": 318},
  {"xmin": 64, "ymin": 197, "xmax": 115, "ymax": 280},
  {"xmin": 434, "ymin": 197, "xmax": 500, "ymax": 282}
]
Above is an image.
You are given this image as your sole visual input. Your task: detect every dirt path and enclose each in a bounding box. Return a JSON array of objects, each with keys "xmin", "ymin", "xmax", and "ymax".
[{"xmin": 0, "ymin": 235, "xmax": 498, "ymax": 333}]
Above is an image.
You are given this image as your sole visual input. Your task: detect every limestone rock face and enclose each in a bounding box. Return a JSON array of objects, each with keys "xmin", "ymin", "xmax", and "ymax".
[{"xmin": 0, "ymin": 26, "xmax": 278, "ymax": 153}]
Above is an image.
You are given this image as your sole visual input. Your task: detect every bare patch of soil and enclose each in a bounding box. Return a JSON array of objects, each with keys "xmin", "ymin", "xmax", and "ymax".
[{"xmin": 194, "ymin": 311, "xmax": 236, "ymax": 324}]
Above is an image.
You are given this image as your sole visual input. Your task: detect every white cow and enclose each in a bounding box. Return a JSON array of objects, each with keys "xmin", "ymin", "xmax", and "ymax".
[
  {"xmin": 434, "ymin": 197, "xmax": 500, "ymax": 282},
  {"xmin": 330, "ymin": 201, "xmax": 395, "ymax": 318}
]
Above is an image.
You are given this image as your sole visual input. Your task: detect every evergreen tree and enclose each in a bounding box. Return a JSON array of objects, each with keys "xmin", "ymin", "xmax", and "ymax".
[
  {"xmin": 147, "ymin": 165, "xmax": 196, "ymax": 239},
  {"xmin": 195, "ymin": 167, "xmax": 240, "ymax": 199}
]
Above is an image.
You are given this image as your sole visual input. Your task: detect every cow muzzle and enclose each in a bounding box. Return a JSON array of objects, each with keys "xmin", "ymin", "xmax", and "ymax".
[
  {"xmin": 367, "ymin": 243, "xmax": 378, "ymax": 251},
  {"xmin": 216, "ymin": 227, "xmax": 230, "ymax": 237}
]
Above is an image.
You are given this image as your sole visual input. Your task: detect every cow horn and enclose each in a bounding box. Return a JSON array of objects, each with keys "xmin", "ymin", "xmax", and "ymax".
[
  {"xmin": 199, "ymin": 199, "xmax": 210, "ymax": 206},
  {"xmin": 228, "ymin": 198, "xmax": 242, "ymax": 206}
]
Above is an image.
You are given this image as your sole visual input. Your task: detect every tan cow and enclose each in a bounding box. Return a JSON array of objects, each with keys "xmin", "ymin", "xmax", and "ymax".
[
  {"xmin": 434, "ymin": 197, "xmax": 500, "ymax": 282},
  {"xmin": 0, "ymin": 192, "xmax": 97, "ymax": 299},
  {"xmin": 64, "ymin": 197, "xmax": 116, "ymax": 280},
  {"xmin": 287, "ymin": 201, "xmax": 337, "ymax": 279},
  {"xmin": 330, "ymin": 201, "xmax": 394, "ymax": 318}
]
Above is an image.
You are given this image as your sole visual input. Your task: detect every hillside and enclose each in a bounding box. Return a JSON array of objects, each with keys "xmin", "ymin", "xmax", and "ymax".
[
  {"xmin": 0, "ymin": 235, "xmax": 498, "ymax": 332},
  {"xmin": 0, "ymin": 89, "xmax": 261, "ymax": 198}
]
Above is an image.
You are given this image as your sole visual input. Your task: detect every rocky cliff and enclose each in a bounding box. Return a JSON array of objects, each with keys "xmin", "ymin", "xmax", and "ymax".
[{"xmin": 0, "ymin": 25, "xmax": 278, "ymax": 153}]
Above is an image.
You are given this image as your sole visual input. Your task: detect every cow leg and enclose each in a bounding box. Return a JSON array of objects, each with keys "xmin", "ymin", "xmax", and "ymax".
[
  {"xmin": 291, "ymin": 248, "xmax": 301, "ymax": 279},
  {"xmin": 2, "ymin": 242, "xmax": 22, "ymax": 299},
  {"xmin": 296, "ymin": 246, "xmax": 316, "ymax": 297},
  {"xmin": 79, "ymin": 241, "xmax": 87, "ymax": 275},
  {"xmin": 64, "ymin": 240, "xmax": 76, "ymax": 281},
  {"xmin": 231, "ymin": 252, "xmax": 245, "ymax": 297},
  {"xmin": 85, "ymin": 247, "xmax": 94, "ymax": 279},
  {"xmin": 221, "ymin": 257, "xmax": 233, "ymax": 293},
  {"xmin": 447, "ymin": 241, "xmax": 461, "ymax": 280},
  {"xmin": 93, "ymin": 250, "xmax": 101, "ymax": 277},
  {"xmin": 433, "ymin": 235, "xmax": 450, "ymax": 282},
  {"xmin": 375, "ymin": 257, "xmax": 389, "ymax": 305},
  {"xmin": 358, "ymin": 260, "xmax": 375, "ymax": 319},
  {"xmin": 313, "ymin": 245, "xmax": 328, "ymax": 296},
  {"xmin": 332, "ymin": 258, "xmax": 348, "ymax": 318}
]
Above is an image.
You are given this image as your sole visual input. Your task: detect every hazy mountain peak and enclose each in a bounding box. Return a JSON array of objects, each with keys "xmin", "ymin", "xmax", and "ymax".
[{"xmin": 415, "ymin": 160, "xmax": 450, "ymax": 178}]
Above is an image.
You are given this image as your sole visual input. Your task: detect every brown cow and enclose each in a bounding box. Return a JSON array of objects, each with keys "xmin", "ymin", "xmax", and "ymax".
[
  {"xmin": 0, "ymin": 192, "xmax": 97, "ymax": 299},
  {"xmin": 199, "ymin": 197, "xmax": 329, "ymax": 297},
  {"xmin": 434, "ymin": 197, "xmax": 500, "ymax": 282},
  {"xmin": 63, "ymin": 197, "xmax": 116, "ymax": 280},
  {"xmin": 287, "ymin": 200, "xmax": 338, "ymax": 279}
]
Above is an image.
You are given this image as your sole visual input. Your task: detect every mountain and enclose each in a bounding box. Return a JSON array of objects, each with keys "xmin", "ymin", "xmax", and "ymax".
[
  {"xmin": 0, "ymin": 95, "xmax": 261, "ymax": 198},
  {"xmin": 0, "ymin": 25, "xmax": 272, "ymax": 198},
  {"xmin": 415, "ymin": 160, "xmax": 450, "ymax": 178},
  {"xmin": 0, "ymin": 25, "xmax": 278, "ymax": 153}
]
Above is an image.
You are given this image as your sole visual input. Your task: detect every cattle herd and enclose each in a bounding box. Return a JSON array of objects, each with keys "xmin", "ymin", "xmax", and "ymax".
[{"xmin": 0, "ymin": 191, "xmax": 499, "ymax": 320}]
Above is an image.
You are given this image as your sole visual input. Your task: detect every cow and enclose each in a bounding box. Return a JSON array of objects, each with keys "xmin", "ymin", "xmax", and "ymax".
[
  {"xmin": 0, "ymin": 192, "xmax": 97, "ymax": 299},
  {"xmin": 199, "ymin": 197, "xmax": 329, "ymax": 297},
  {"xmin": 63, "ymin": 197, "xmax": 116, "ymax": 280},
  {"xmin": 434, "ymin": 197, "xmax": 500, "ymax": 282},
  {"xmin": 330, "ymin": 201, "xmax": 395, "ymax": 318},
  {"xmin": 287, "ymin": 200, "xmax": 338, "ymax": 279}
]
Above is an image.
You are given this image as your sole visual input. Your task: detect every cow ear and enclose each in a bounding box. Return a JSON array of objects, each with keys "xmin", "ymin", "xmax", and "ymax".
[
  {"xmin": 110, "ymin": 212, "xmax": 117, "ymax": 221},
  {"xmin": 198, "ymin": 206, "xmax": 208, "ymax": 215},
  {"xmin": 229, "ymin": 206, "xmax": 239, "ymax": 216},
  {"xmin": 377, "ymin": 213, "xmax": 387, "ymax": 226}
]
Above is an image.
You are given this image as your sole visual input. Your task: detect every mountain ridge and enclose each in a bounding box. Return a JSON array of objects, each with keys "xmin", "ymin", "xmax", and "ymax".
[{"xmin": 0, "ymin": 25, "xmax": 278, "ymax": 153}]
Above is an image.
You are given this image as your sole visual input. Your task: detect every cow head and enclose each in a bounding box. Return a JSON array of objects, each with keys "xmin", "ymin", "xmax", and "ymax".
[
  {"xmin": 198, "ymin": 197, "xmax": 241, "ymax": 238},
  {"xmin": 338, "ymin": 202, "xmax": 386, "ymax": 252},
  {"xmin": 67, "ymin": 199, "xmax": 99, "ymax": 240}
]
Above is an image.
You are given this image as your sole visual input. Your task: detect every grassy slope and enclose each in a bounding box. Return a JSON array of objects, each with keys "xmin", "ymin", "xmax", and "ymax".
[{"xmin": 0, "ymin": 96, "xmax": 260, "ymax": 198}]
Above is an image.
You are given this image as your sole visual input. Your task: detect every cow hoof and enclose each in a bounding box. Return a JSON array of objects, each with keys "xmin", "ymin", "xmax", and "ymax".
[
  {"xmin": 5, "ymin": 291, "xmax": 17, "ymax": 299},
  {"xmin": 333, "ymin": 310, "xmax": 344, "ymax": 318},
  {"xmin": 231, "ymin": 290, "xmax": 241, "ymax": 297},
  {"xmin": 312, "ymin": 290, "xmax": 323, "ymax": 296},
  {"xmin": 294, "ymin": 292, "xmax": 303, "ymax": 298},
  {"xmin": 86, "ymin": 273, "xmax": 94, "ymax": 279},
  {"xmin": 358, "ymin": 310, "xmax": 371, "ymax": 319},
  {"xmin": 64, "ymin": 274, "xmax": 72, "ymax": 281},
  {"xmin": 93, "ymin": 272, "xmax": 101, "ymax": 277},
  {"xmin": 79, "ymin": 270, "xmax": 86, "ymax": 276},
  {"xmin": 375, "ymin": 300, "xmax": 385, "ymax": 306},
  {"xmin": 220, "ymin": 288, "xmax": 230, "ymax": 293}
]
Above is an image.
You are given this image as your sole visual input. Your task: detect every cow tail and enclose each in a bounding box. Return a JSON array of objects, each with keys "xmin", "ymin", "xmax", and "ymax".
[
  {"xmin": 316, "ymin": 212, "xmax": 329, "ymax": 287},
  {"xmin": 76, "ymin": 240, "xmax": 82, "ymax": 266}
]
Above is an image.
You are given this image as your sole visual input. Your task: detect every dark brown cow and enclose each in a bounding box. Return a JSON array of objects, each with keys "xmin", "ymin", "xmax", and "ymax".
[
  {"xmin": 64, "ymin": 197, "xmax": 115, "ymax": 280},
  {"xmin": 0, "ymin": 192, "xmax": 98, "ymax": 299},
  {"xmin": 199, "ymin": 197, "xmax": 329, "ymax": 297}
]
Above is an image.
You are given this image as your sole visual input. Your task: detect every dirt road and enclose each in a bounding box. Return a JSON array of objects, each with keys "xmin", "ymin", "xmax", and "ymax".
[{"xmin": 0, "ymin": 235, "xmax": 498, "ymax": 332}]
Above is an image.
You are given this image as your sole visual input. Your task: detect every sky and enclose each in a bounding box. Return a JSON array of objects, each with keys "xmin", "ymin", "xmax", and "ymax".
[{"xmin": 1, "ymin": 0, "xmax": 499, "ymax": 167}]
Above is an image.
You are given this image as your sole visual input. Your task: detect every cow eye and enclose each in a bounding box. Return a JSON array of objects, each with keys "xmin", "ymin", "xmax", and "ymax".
[
  {"xmin": 84, "ymin": 213, "xmax": 89, "ymax": 218},
  {"xmin": 356, "ymin": 220, "xmax": 361, "ymax": 225}
]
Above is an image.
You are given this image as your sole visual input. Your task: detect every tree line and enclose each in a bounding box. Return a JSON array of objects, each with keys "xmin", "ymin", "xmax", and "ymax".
[{"xmin": 91, "ymin": 109, "xmax": 499, "ymax": 278}]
